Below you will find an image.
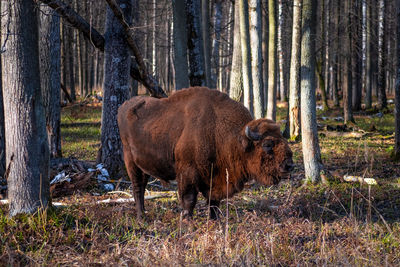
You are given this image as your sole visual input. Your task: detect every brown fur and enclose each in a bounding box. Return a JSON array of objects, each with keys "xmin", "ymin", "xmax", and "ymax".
[{"xmin": 118, "ymin": 87, "xmax": 293, "ymax": 219}]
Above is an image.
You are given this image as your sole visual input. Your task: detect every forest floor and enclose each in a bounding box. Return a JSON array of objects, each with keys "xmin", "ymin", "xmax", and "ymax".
[{"xmin": 1, "ymin": 97, "xmax": 400, "ymax": 266}]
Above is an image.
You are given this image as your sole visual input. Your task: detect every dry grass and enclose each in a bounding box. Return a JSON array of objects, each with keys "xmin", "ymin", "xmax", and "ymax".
[{"xmin": 1, "ymin": 100, "xmax": 399, "ymax": 266}]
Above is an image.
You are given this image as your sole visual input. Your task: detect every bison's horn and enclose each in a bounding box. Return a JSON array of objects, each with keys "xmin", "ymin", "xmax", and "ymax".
[{"xmin": 245, "ymin": 126, "xmax": 261, "ymax": 141}]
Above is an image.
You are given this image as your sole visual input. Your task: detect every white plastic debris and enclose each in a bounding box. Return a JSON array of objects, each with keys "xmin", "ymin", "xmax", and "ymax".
[
  {"xmin": 316, "ymin": 105, "xmax": 323, "ymax": 110},
  {"xmin": 343, "ymin": 175, "xmax": 377, "ymax": 185},
  {"xmin": 334, "ymin": 116, "xmax": 344, "ymax": 121},
  {"xmin": 50, "ymin": 171, "xmax": 71, "ymax": 185},
  {"xmin": 388, "ymin": 99, "xmax": 394, "ymax": 104},
  {"xmin": 102, "ymin": 183, "xmax": 115, "ymax": 191}
]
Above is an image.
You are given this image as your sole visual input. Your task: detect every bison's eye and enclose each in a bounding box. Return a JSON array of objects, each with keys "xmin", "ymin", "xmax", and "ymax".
[{"xmin": 262, "ymin": 140, "xmax": 275, "ymax": 154}]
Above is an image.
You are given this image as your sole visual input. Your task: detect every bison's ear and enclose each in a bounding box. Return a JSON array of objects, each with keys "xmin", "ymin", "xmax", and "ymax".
[{"xmin": 239, "ymin": 135, "xmax": 253, "ymax": 152}]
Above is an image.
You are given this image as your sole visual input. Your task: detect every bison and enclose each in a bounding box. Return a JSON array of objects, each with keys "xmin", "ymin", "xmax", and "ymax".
[{"xmin": 118, "ymin": 87, "xmax": 293, "ymax": 219}]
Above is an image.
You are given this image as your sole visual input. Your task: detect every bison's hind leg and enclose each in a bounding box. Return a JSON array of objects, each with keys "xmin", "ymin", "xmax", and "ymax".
[{"xmin": 123, "ymin": 148, "xmax": 148, "ymax": 220}]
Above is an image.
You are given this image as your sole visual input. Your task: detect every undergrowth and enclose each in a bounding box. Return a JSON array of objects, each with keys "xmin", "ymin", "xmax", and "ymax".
[{"xmin": 0, "ymin": 99, "xmax": 399, "ymax": 266}]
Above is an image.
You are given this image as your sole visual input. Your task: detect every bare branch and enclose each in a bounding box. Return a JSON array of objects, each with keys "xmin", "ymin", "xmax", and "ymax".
[
  {"xmin": 105, "ymin": 0, "xmax": 167, "ymax": 98},
  {"xmin": 39, "ymin": 0, "xmax": 167, "ymax": 98}
]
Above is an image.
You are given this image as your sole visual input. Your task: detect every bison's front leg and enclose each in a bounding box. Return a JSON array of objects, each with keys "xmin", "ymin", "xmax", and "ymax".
[
  {"xmin": 177, "ymin": 168, "xmax": 199, "ymax": 218},
  {"xmin": 209, "ymin": 200, "xmax": 220, "ymax": 219}
]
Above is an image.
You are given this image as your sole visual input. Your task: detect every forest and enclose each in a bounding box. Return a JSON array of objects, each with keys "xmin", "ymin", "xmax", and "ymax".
[{"xmin": 0, "ymin": 0, "xmax": 400, "ymax": 265}]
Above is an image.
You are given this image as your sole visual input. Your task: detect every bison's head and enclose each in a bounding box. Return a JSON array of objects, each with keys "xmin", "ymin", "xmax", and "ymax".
[{"xmin": 240, "ymin": 119, "xmax": 293, "ymax": 185}]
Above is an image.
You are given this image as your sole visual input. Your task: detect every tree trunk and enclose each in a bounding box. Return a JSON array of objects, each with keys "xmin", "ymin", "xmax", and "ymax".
[
  {"xmin": 289, "ymin": 0, "xmax": 302, "ymax": 141},
  {"xmin": 316, "ymin": 60, "xmax": 329, "ymax": 111},
  {"xmin": 267, "ymin": 0, "xmax": 277, "ymax": 121},
  {"xmin": 172, "ymin": 0, "xmax": 189, "ymax": 90},
  {"xmin": 332, "ymin": 1, "xmax": 340, "ymax": 107},
  {"xmin": 378, "ymin": 0, "xmax": 387, "ymax": 109},
  {"xmin": 202, "ymin": 0, "xmax": 212, "ymax": 87},
  {"xmin": 101, "ymin": 0, "xmax": 132, "ymax": 178},
  {"xmin": 39, "ymin": 5, "xmax": 62, "ymax": 159},
  {"xmin": 300, "ymin": 0, "xmax": 322, "ymax": 182},
  {"xmin": 0, "ymin": 3, "xmax": 5, "ymax": 179},
  {"xmin": 324, "ymin": 0, "xmax": 330, "ymax": 101},
  {"xmin": 262, "ymin": 0, "xmax": 269, "ymax": 111},
  {"xmin": 249, "ymin": 0, "xmax": 263, "ymax": 118},
  {"xmin": 1, "ymin": 0, "xmax": 50, "ymax": 216},
  {"xmin": 395, "ymin": 0, "xmax": 400, "ymax": 158},
  {"xmin": 152, "ymin": 0, "xmax": 156, "ymax": 77},
  {"xmin": 343, "ymin": 0, "xmax": 354, "ymax": 124},
  {"xmin": 67, "ymin": 26, "xmax": 76, "ymax": 101},
  {"xmin": 365, "ymin": 0, "xmax": 372, "ymax": 109},
  {"xmin": 229, "ymin": 0, "xmax": 243, "ymax": 101},
  {"xmin": 277, "ymin": 0, "xmax": 286, "ymax": 101},
  {"xmin": 186, "ymin": 0, "xmax": 206, "ymax": 86},
  {"xmin": 211, "ymin": 0, "xmax": 222, "ymax": 89},
  {"xmin": 352, "ymin": 0, "xmax": 362, "ymax": 111},
  {"xmin": 41, "ymin": 0, "xmax": 166, "ymax": 98}
]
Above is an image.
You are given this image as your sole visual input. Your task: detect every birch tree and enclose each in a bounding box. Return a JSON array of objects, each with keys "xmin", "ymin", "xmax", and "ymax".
[
  {"xmin": 289, "ymin": 0, "xmax": 302, "ymax": 140},
  {"xmin": 378, "ymin": 0, "xmax": 387, "ymax": 109},
  {"xmin": 277, "ymin": 0, "xmax": 286, "ymax": 101},
  {"xmin": 249, "ymin": 0, "xmax": 264, "ymax": 118},
  {"xmin": 0, "ymin": 4, "xmax": 5, "ymax": 179},
  {"xmin": 300, "ymin": 0, "xmax": 322, "ymax": 182},
  {"xmin": 101, "ymin": 0, "xmax": 132, "ymax": 178},
  {"xmin": 229, "ymin": 0, "xmax": 243, "ymax": 101},
  {"xmin": 1, "ymin": 0, "xmax": 50, "ymax": 216},
  {"xmin": 239, "ymin": 0, "xmax": 253, "ymax": 114},
  {"xmin": 267, "ymin": 0, "xmax": 277, "ymax": 121}
]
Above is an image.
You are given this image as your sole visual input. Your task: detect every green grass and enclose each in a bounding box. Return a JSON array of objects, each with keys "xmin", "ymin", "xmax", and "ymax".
[{"xmin": 61, "ymin": 104, "xmax": 101, "ymax": 161}]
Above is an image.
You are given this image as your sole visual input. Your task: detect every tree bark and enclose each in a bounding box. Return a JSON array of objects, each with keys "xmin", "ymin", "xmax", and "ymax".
[
  {"xmin": 378, "ymin": 0, "xmax": 387, "ymax": 109},
  {"xmin": 39, "ymin": 5, "xmax": 62, "ymax": 159},
  {"xmin": 331, "ymin": 1, "xmax": 340, "ymax": 107},
  {"xmin": 212, "ymin": 0, "xmax": 223, "ymax": 89},
  {"xmin": 395, "ymin": 0, "xmax": 400, "ymax": 157},
  {"xmin": 267, "ymin": 0, "xmax": 277, "ymax": 121},
  {"xmin": 186, "ymin": 0, "xmax": 206, "ymax": 86},
  {"xmin": 1, "ymin": 0, "xmax": 50, "ymax": 216},
  {"xmin": 67, "ymin": 26, "xmax": 76, "ymax": 101},
  {"xmin": 229, "ymin": 0, "xmax": 243, "ymax": 101},
  {"xmin": 239, "ymin": 0, "xmax": 254, "ymax": 114},
  {"xmin": 300, "ymin": 0, "xmax": 322, "ymax": 182},
  {"xmin": 352, "ymin": 0, "xmax": 362, "ymax": 111},
  {"xmin": 249, "ymin": 0, "xmax": 264, "ymax": 118},
  {"xmin": 0, "ymin": 3, "xmax": 5, "ymax": 179},
  {"xmin": 277, "ymin": 0, "xmax": 286, "ymax": 101},
  {"xmin": 262, "ymin": 0, "xmax": 269, "ymax": 111},
  {"xmin": 289, "ymin": 0, "xmax": 302, "ymax": 141},
  {"xmin": 324, "ymin": 0, "xmax": 330, "ymax": 101},
  {"xmin": 343, "ymin": 0, "xmax": 354, "ymax": 124},
  {"xmin": 172, "ymin": 0, "xmax": 190, "ymax": 90},
  {"xmin": 202, "ymin": 0, "xmax": 212, "ymax": 87},
  {"xmin": 101, "ymin": 0, "xmax": 132, "ymax": 178},
  {"xmin": 365, "ymin": 0, "xmax": 372, "ymax": 109}
]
